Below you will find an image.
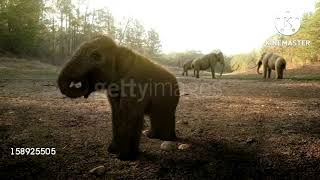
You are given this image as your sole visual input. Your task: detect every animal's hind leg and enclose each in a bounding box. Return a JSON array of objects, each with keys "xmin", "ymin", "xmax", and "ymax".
[
  {"xmin": 196, "ymin": 70, "xmax": 200, "ymax": 78},
  {"xmin": 279, "ymin": 69, "xmax": 284, "ymax": 79},
  {"xmin": 276, "ymin": 67, "xmax": 283, "ymax": 79},
  {"xmin": 145, "ymin": 108, "xmax": 176, "ymax": 141}
]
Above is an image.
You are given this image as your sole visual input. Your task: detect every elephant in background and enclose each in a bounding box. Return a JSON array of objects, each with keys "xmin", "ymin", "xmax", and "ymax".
[
  {"xmin": 182, "ymin": 60, "xmax": 193, "ymax": 76},
  {"xmin": 191, "ymin": 52, "xmax": 225, "ymax": 79},
  {"xmin": 257, "ymin": 52, "xmax": 286, "ymax": 79}
]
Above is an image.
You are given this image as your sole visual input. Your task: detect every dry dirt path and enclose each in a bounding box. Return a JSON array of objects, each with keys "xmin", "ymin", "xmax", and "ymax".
[{"xmin": 1, "ymin": 72, "xmax": 320, "ymax": 179}]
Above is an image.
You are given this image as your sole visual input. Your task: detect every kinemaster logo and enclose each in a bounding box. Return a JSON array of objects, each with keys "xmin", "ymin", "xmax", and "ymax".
[{"xmin": 274, "ymin": 10, "xmax": 301, "ymax": 36}]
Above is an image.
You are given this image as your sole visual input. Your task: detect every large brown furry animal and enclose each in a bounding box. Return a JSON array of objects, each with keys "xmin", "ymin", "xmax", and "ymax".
[{"xmin": 58, "ymin": 36, "xmax": 180, "ymax": 160}]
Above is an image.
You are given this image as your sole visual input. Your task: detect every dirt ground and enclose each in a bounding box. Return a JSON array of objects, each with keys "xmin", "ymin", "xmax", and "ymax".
[{"xmin": 1, "ymin": 60, "xmax": 320, "ymax": 179}]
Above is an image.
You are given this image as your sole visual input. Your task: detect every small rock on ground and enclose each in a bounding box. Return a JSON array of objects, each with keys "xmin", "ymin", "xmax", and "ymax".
[
  {"xmin": 160, "ymin": 141, "xmax": 176, "ymax": 151},
  {"xmin": 142, "ymin": 129, "xmax": 149, "ymax": 136},
  {"xmin": 178, "ymin": 144, "xmax": 191, "ymax": 150},
  {"xmin": 246, "ymin": 137, "xmax": 256, "ymax": 144},
  {"xmin": 89, "ymin": 165, "xmax": 106, "ymax": 176}
]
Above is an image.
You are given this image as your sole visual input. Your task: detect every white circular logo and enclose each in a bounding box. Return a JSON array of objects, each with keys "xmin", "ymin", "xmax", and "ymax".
[{"xmin": 274, "ymin": 10, "xmax": 301, "ymax": 36}]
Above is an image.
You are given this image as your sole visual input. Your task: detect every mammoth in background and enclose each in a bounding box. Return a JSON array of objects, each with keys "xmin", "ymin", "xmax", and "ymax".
[
  {"xmin": 257, "ymin": 52, "xmax": 286, "ymax": 79},
  {"xmin": 58, "ymin": 36, "xmax": 180, "ymax": 160},
  {"xmin": 182, "ymin": 59, "xmax": 193, "ymax": 76},
  {"xmin": 191, "ymin": 52, "xmax": 225, "ymax": 79}
]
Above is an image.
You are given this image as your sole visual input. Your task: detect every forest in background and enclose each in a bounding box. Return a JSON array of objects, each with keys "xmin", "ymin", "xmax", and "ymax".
[
  {"xmin": 227, "ymin": 1, "xmax": 320, "ymax": 71},
  {"xmin": 0, "ymin": 0, "xmax": 319, "ymax": 72},
  {"xmin": 0, "ymin": 0, "xmax": 161, "ymax": 65}
]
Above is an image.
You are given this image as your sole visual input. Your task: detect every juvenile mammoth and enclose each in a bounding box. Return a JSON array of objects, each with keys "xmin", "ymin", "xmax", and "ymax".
[
  {"xmin": 182, "ymin": 59, "xmax": 193, "ymax": 76},
  {"xmin": 257, "ymin": 52, "xmax": 286, "ymax": 79},
  {"xmin": 58, "ymin": 36, "xmax": 180, "ymax": 160},
  {"xmin": 192, "ymin": 52, "xmax": 225, "ymax": 79}
]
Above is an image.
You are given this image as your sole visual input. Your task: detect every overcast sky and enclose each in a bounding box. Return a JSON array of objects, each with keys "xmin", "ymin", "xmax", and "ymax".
[{"xmin": 91, "ymin": 0, "xmax": 316, "ymax": 55}]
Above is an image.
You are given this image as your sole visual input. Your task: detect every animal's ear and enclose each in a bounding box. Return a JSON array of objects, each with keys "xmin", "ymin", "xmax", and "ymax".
[{"xmin": 90, "ymin": 49, "xmax": 102, "ymax": 61}]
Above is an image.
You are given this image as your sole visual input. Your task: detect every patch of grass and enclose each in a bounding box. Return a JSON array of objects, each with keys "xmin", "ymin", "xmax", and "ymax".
[
  {"xmin": 222, "ymin": 73, "xmax": 320, "ymax": 81},
  {"xmin": 223, "ymin": 76, "xmax": 320, "ymax": 81},
  {"xmin": 287, "ymin": 76, "xmax": 320, "ymax": 81},
  {"xmin": 0, "ymin": 68, "xmax": 58, "ymax": 79},
  {"xmin": 0, "ymin": 57, "xmax": 58, "ymax": 80}
]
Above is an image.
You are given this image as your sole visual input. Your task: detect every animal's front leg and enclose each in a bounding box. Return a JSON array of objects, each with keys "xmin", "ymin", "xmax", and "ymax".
[
  {"xmin": 211, "ymin": 66, "xmax": 216, "ymax": 79},
  {"xmin": 267, "ymin": 69, "xmax": 272, "ymax": 79},
  {"xmin": 263, "ymin": 66, "xmax": 267, "ymax": 79},
  {"xmin": 195, "ymin": 68, "xmax": 200, "ymax": 78},
  {"xmin": 114, "ymin": 98, "xmax": 144, "ymax": 160},
  {"xmin": 107, "ymin": 96, "xmax": 121, "ymax": 154}
]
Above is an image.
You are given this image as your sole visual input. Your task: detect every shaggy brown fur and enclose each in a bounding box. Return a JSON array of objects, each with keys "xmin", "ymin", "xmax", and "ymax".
[
  {"xmin": 182, "ymin": 60, "xmax": 193, "ymax": 76},
  {"xmin": 58, "ymin": 36, "xmax": 180, "ymax": 160}
]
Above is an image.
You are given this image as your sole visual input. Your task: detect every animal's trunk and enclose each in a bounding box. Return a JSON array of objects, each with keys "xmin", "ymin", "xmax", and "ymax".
[
  {"xmin": 220, "ymin": 63, "xmax": 224, "ymax": 76},
  {"xmin": 257, "ymin": 62, "xmax": 262, "ymax": 74},
  {"xmin": 57, "ymin": 63, "xmax": 92, "ymax": 98}
]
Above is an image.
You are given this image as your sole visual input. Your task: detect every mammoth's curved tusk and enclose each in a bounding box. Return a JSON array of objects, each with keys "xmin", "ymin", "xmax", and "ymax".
[
  {"xmin": 69, "ymin": 81, "xmax": 82, "ymax": 88},
  {"xmin": 69, "ymin": 81, "xmax": 75, "ymax": 88},
  {"xmin": 74, "ymin": 82, "xmax": 82, "ymax": 88}
]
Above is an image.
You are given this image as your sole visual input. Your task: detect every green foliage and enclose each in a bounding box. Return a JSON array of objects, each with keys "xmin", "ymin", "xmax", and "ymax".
[
  {"xmin": 229, "ymin": 50, "xmax": 259, "ymax": 72},
  {"xmin": 263, "ymin": 1, "xmax": 320, "ymax": 65},
  {"xmin": 145, "ymin": 29, "xmax": 162, "ymax": 57},
  {"xmin": 0, "ymin": 0, "xmax": 44, "ymax": 55},
  {"xmin": 123, "ymin": 19, "xmax": 146, "ymax": 52},
  {"xmin": 0, "ymin": 0, "xmax": 162, "ymax": 65},
  {"xmin": 157, "ymin": 50, "xmax": 203, "ymax": 67}
]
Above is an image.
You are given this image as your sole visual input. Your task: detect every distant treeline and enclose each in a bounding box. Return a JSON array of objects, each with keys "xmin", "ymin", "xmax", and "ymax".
[
  {"xmin": 0, "ymin": 0, "xmax": 161, "ymax": 65},
  {"xmin": 161, "ymin": 1, "xmax": 320, "ymax": 71},
  {"xmin": 263, "ymin": 2, "xmax": 320, "ymax": 66},
  {"xmin": 231, "ymin": 1, "xmax": 320, "ymax": 71},
  {"xmin": 0, "ymin": 0, "xmax": 319, "ymax": 71}
]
